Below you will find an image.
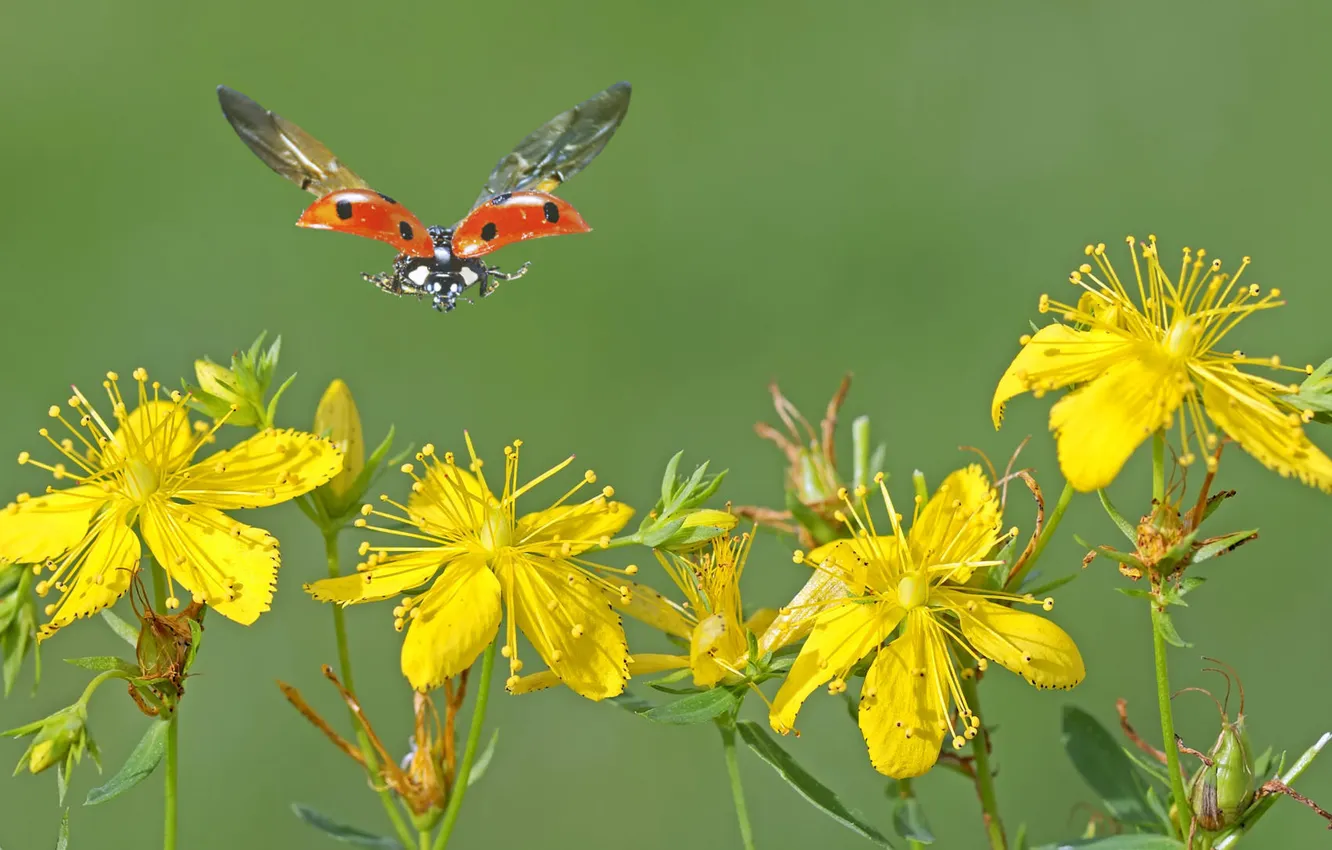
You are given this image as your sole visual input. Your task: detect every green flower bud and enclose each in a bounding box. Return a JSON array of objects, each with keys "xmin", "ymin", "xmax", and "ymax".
[
  {"xmin": 1190, "ymin": 719, "xmax": 1255, "ymax": 832},
  {"xmin": 184, "ymin": 333, "xmax": 292, "ymax": 429},
  {"xmin": 654, "ymin": 508, "xmax": 738, "ymax": 553},
  {"xmin": 636, "ymin": 453, "xmax": 729, "ymax": 550},
  {"xmin": 314, "ymin": 379, "xmax": 365, "ymax": 502},
  {"xmin": 4, "ymin": 704, "xmax": 89, "ymax": 777}
]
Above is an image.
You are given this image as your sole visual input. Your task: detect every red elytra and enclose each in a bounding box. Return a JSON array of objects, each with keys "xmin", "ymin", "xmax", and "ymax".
[
  {"xmin": 451, "ymin": 192, "xmax": 590, "ymax": 259},
  {"xmin": 297, "ymin": 189, "xmax": 435, "ymax": 258}
]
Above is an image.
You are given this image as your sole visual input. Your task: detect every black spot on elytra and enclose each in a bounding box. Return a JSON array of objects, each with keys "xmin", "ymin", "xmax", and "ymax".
[
  {"xmin": 398, "ymin": 220, "xmax": 414, "ymax": 241},
  {"xmin": 543, "ymin": 201, "xmax": 560, "ymax": 223},
  {"xmin": 335, "ymin": 199, "xmax": 353, "ymax": 220},
  {"xmin": 481, "ymin": 222, "xmax": 498, "ymax": 241},
  {"xmin": 378, "ymin": 192, "xmax": 397, "ymax": 204}
]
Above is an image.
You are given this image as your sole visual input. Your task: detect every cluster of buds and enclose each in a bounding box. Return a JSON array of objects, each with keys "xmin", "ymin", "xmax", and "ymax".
[
  {"xmin": 632, "ymin": 452, "xmax": 737, "ymax": 552},
  {"xmin": 736, "ymin": 375, "xmax": 885, "ymax": 548},
  {"xmin": 185, "ymin": 333, "xmax": 291, "ymax": 428}
]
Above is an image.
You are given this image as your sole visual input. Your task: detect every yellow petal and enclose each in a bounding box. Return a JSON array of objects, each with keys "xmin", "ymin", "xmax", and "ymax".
[
  {"xmin": 177, "ymin": 429, "xmax": 343, "ymax": 509},
  {"xmin": 757, "ymin": 568, "xmax": 850, "ymax": 655},
  {"xmin": 858, "ymin": 617, "xmax": 950, "ymax": 778},
  {"xmin": 0, "ymin": 485, "xmax": 105, "ymax": 566},
  {"xmin": 769, "ymin": 600, "xmax": 900, "ymax": 734},
  {"xmin": 743, "ymin": 607, "xmax": 778, "ymax": 636},
  {"xmin": 614, "ymin": 580, "xmax": 694, "ymax": 639},
  {"xmin": 803, "ymin": 536, "xmax": 901, "ymax": 590},
  {"xmin": 949, "ymin": 594, "xmax": 1085, "ymax": 690},
  {"xmin": 313, "ymin": 379, "xmax": 365, "ymax": 500},
  {"xmin": 689, "ymin": 613, "xmax": 746, "ymax": 687},
  {"xmin": 508, "ymin": 653, "xmax": 688, "ymax": 695},
  {"xmin": 910, "ymin": 466, "xmax": 1003, "ymax": 569},
  {"xmin": 409, "ymin": 464, "xmax": 491, "ymax": 537},
  {"xmin": 502, "ymin": 555, "xmax": 628, "ymax": 701},
  {"xmin": 110, "ymin": 401, "xmax": 196, "ymax": 473},
  {"xmin": 515, "ymin": 499, "xmax": 634, "ymax": 551},
  {"xmin": 305, "ymin": 550, "xmax": 447, "ymax": 605},
  {"xmin": 1048, "ymin": 348, "xmax": 1186, "ymax": 492},
  {"xmin": 401, "ymin": 554, "xmax": 502, "ymax": 692},
  {"xmin": 39, "ymin": 506, "xmax": 140, "ymax": 638},
  {"xmin": 1198, "ymin": 366, "xmax": 1332, "ymax": 492},
  {"xmin": 140, "ymin": 502, "xmax": 278, "ymax": 625},
  {"xmin": 992, "ymin": 325, "xmax": 1134, "ymax": 427}
]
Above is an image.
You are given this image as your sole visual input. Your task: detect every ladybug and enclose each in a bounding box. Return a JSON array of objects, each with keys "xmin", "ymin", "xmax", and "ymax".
[{"xmin": 217, "ymin": 82, "xmax": 631, "ymax": 312}]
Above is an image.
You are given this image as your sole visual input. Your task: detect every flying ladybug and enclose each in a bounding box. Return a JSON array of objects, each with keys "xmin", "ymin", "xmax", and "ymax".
[{"xmin": 217, "ymin": 81, "xmax": 631, "ymax": 312}]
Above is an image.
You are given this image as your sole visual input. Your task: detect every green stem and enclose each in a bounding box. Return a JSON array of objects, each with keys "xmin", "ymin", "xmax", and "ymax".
[
  {"xmin": 1152, "ymin": 431, "xmax": 1166, "ymax": 502},
  {"xmin": 149, "ymin": 563, "xmax": 178, "ymax": 850},
  {"xmin": 419, "ymin": 830, "xmax": 432, "ymax": 850},
  {"xmin": 963, "ymin": 676, "xmax": 1006, "ymax": 850},
  {"xmin": 432, "ymin": 640, "xmax": 498, "ymax": 850},
  {"xmin": 323, "ymin": 531, "xmax": 417, "ymax": 850},
  {"xmin": 897, "ymin": 778, "xmax": 926, "ymax": 850},
  {"xmin": 719, "ymin": 723, "xmax": 756, "ymax": 850},
  {"xmin": 1152, "ymin": 603, "xmax": 1192, "ymax": 845},
  {"xmin": 1005, "ymin": 481, "xmax": 1074, "ymax": 592}
]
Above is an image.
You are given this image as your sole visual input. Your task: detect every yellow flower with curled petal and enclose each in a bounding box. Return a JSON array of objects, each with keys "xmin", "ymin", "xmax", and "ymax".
[
  {"xmin": 768, "ymin": 466, "xmax": 1084, "ymax": 779},
  {"xmin": 0, "ymin": 369, "xmax": 343, "ymax": 638},
  {"xmin": 993, "ymin": 236, "xmax": 1332, "ymax": 492},
  {"xmin": 305, "ymin": 435, "xmax": 636, "ymax": 699}
]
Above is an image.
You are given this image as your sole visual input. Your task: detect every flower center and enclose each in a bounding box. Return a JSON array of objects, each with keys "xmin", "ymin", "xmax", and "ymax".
[
  {"xmin": 123, "ymin": 457, "xmax": 161, "ymax": 503},
  {"xmin": 1163, "ymin": 318, "xmax": 1201, "ymax": 359},
  {"xmin": 477, "ymin": 504, "xmax": 513, "ymax": 552},
  {"xmin": 896, "ymin": 574, "xmax": 929, "ymax": 609}
]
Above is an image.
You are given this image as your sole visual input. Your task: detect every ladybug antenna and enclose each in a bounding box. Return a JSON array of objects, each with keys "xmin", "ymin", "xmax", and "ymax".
[{"xmin": 1201, "ymin": 656, "xmax": 1245, "ymax": 717}]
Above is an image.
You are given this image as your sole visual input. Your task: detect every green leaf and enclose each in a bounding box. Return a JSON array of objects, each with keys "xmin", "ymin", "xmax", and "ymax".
[
  {"xmin": 638, "ymin": 687, "xmax": 739, "ymax": 725},
  {"xmin": 786, "ymin": 491, "xmax": 841, "ymax": 546},
  {"xmin": 1282, "ymin": 356, "xmax": 1332, "ymax": 425},
  {"xmin": 99, "ymin": 610, "xmax": 138, "ymax": 647},
  {"xmin": 64, "ymin": 656, "xmax": 138, "ymax": 675},
  {"xmin": 1097, "ymin": 490, "xmax": 1137, "ymax": 542},
  {"xmin": 1153, "ymin": 610, "xmax": 1191, "ymax": 648},
  {"xmin": 891, "ymin": 795, "xmax": 934, "ymax": 843},
  {"xmin": 1075, "ymin": 536, "xmax": 1144, "ymax": 569},
  {"xmin": 1115, "ymin": 588, "xmax": 1152, "ymax": 600},
  {"xmin": 467, "ymin": 729, "xmax": 499, "ymax": 787},
  {"xmin": 1014, "ymin": 823, "xmax": 1029, "ymax": 850},
  {"xmin": 291, "ymin": 803, "xmax": 404, "ymax": 848},
  {"xmin": 55, "ymin": 808, "xmax": 69, "ymax": 850},
  {"xmin": 2, "ymin": 610, "xmax": 33, "ymax": 696},
  {"xmin": 606, "ymin": 692, "xmax": 655, "ymax": 714},
  {"xmin": 1253, "ymin": 745, "xmax": 1275, "ymax": 780},
  {"xmin": 1192, "ymin": 530, "xmax": 1256, "ymax": 564},
  {"xmin": 1025, "ymin": 572, "xmax": 1080, "ymax": 597},
  {"xmin": 736, "ymin": 721, "xmax": 895, "ymax": 847},
  {"xmin": 660, "ymin": 451, "xmax": 683, "ymax": 504},
  {"xmin": 1061, "ymin": 707, "xmax": 1156, "ymax": 827},
  {"xmin": 1034, "ymin": 837, "xmax": 1184, "ymax": 849},
  {"xmin": 84, "ymin": 719, "xmax": 169, "ymax": 806}
]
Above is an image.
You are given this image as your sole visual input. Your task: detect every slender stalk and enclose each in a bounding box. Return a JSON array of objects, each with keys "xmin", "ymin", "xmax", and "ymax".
[
  {"xmin": 323, "ymin": 531, "xmax": 417, "ymax": 849},
  {"xmin": 963, "ymin": 676, "xmax": 1007, "ymax": 850},
  {"xmin": 419, "ymin": 830, "xmax": 432, "ymax": 850},
  {"xmin": 1152, "ymin": 603, "xmax": 1192, "ymax": 845},
  {"xmin": 1005, "ymin": 481, "xmax": 1074, "ymax": 592},
  {"xmin": 149, "ymin": 562, "xmax": 178, "ymax": 850},
  {"xmin": 719, "ymin": 723, "xmax": 756, "ymax": 850},
  {"xmin": 898, "ymin": 778, "xmax": 926, "ymax": 850},
  {"xmin": 1152, "ymin": 431, "xmax": 1166, "ymax": 502},
  {"xmin": 433, "ymin": 640, "xmax": 498, "ymax": 850}
]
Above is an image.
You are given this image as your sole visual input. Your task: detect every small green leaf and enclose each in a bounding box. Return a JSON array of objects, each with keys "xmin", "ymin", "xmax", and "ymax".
[
  {"xmin": 64, "ymin": 657, "xmax": 138, "ymax": 675},
  {"xmin": 891, "ymin": 795, "xmax": 934, "ymax": 843},
  {"xmin": 606, "ymin": 692, "xmax": 655, "ymax": 714},
  {"xmin": 1034, "ymin": 837, "xmax": 1184, "ymax": 849},
  {"xmin": 736, "ymin": 721, "xmax": 895, "ymax": 847},
  {"xmin": 100, "ymin": 610, "xmax": 139, "ymax": 647},
  {"xmin": 291, "ymin": 803, "xmax": 403, "ymax": 848},
  {"xmin": 660, "ymin": 451, "xmax": 683, "ymax": 504},
  {"xmin": 1025, "ymin": 572, "xmax": 1080, "ymax": 597},
  {"xmin": 1061, "ymin": 707, "xmax": 1156, "ymax": 827},
  {"xmin": 1097, "ymin": 490, "xmax": 1137, "ymax": 542},
  {"xmin": 786, "ymin": 492, "xmax": 841, "ymax": 546},
  {"xmin": 1253, "ymin": 745, "xmax": 1275, "ymax": 780},
  {"xmin": 638, "ymin": 687, "xmax": 739, "ymax": 725},
  {"xmin": 1153, "ymin": 610, "xmax": 1191, "ymax": 648},
  {"xmin": 1115, "ymin": 588, "xmax": 1153, "ymax": 600},
  {"xmin": 1014, "ymin": 823, "xmax": 1029, "ymax": 850},
  {"xmin": 84, "ymin": 720, "xmax": 169, "ymax": 806},
  {"xmin": 467, "ymin": 729, "xmax": 499, "ymax": 787},
  {"xmin": 1192, "ymin": 530, "xmax": 1256, "ymax": 564},
  {"xmin": 55, "ymin": 808, "xmax": 69, "ymax": 850}
]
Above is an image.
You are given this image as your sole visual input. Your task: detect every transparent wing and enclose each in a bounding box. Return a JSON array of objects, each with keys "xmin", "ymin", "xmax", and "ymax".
[
  {"xmin": 473, "ymin": 81, "xmax": 631, "ymax": 208},
  {"xmin": 217, "ymin": 85, "xmax": 370, "ymax": 196}
]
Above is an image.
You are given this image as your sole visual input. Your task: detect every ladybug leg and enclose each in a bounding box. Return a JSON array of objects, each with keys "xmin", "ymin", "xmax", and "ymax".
[
  {"xmin": 481, "ymin": 262, "xmax": 531, "ymax": 297},
  {"xmin": 362, "ymin": 271, "xmax": 404, "ymax": 296}
]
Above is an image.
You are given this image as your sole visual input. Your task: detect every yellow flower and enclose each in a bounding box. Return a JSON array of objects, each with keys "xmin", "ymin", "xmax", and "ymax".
[
  {"xmin": 0, "ymin": 369, "xmax": 343, "ymax": 638},
  {"xmin": 508, "ymin": 530, "xmax": 849, "ymax": 694},
  {"xmin": 306, "ymin": 435, "xmax": 636, "ymax": 699},
  {"xmin": 993, "ymin": 236, "xmax": 1332, "ymax": 492},
  {"xmin": 769, "ymin": 466, "xmax": 1084, "ymax": 779}
]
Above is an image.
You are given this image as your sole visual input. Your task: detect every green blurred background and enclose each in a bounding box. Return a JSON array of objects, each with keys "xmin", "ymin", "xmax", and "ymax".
[{"xmin": 3, "ymin": 1, "xmax": 1331, "ymax": 847}]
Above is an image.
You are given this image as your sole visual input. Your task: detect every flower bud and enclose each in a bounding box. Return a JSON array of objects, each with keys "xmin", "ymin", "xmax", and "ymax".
[
  {"xmin": 314, "ymin": 380, "xmax": 366, "ymax": 502},
  {"xmin": 190, "ymin": 359, "xmax": 260, "ymax": 426},
  {"xmin": 1190, "ymin": 720, "xmax": 1255, "ymax": 832},
  {"xmin": 4, "ymin": 704, "xmax": 89, "ymax": 777}
]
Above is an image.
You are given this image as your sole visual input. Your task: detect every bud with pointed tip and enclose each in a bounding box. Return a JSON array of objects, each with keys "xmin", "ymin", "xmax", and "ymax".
[{"xmin": 314, "ymin": 380, "xmax": 365, "ymax": 502}]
